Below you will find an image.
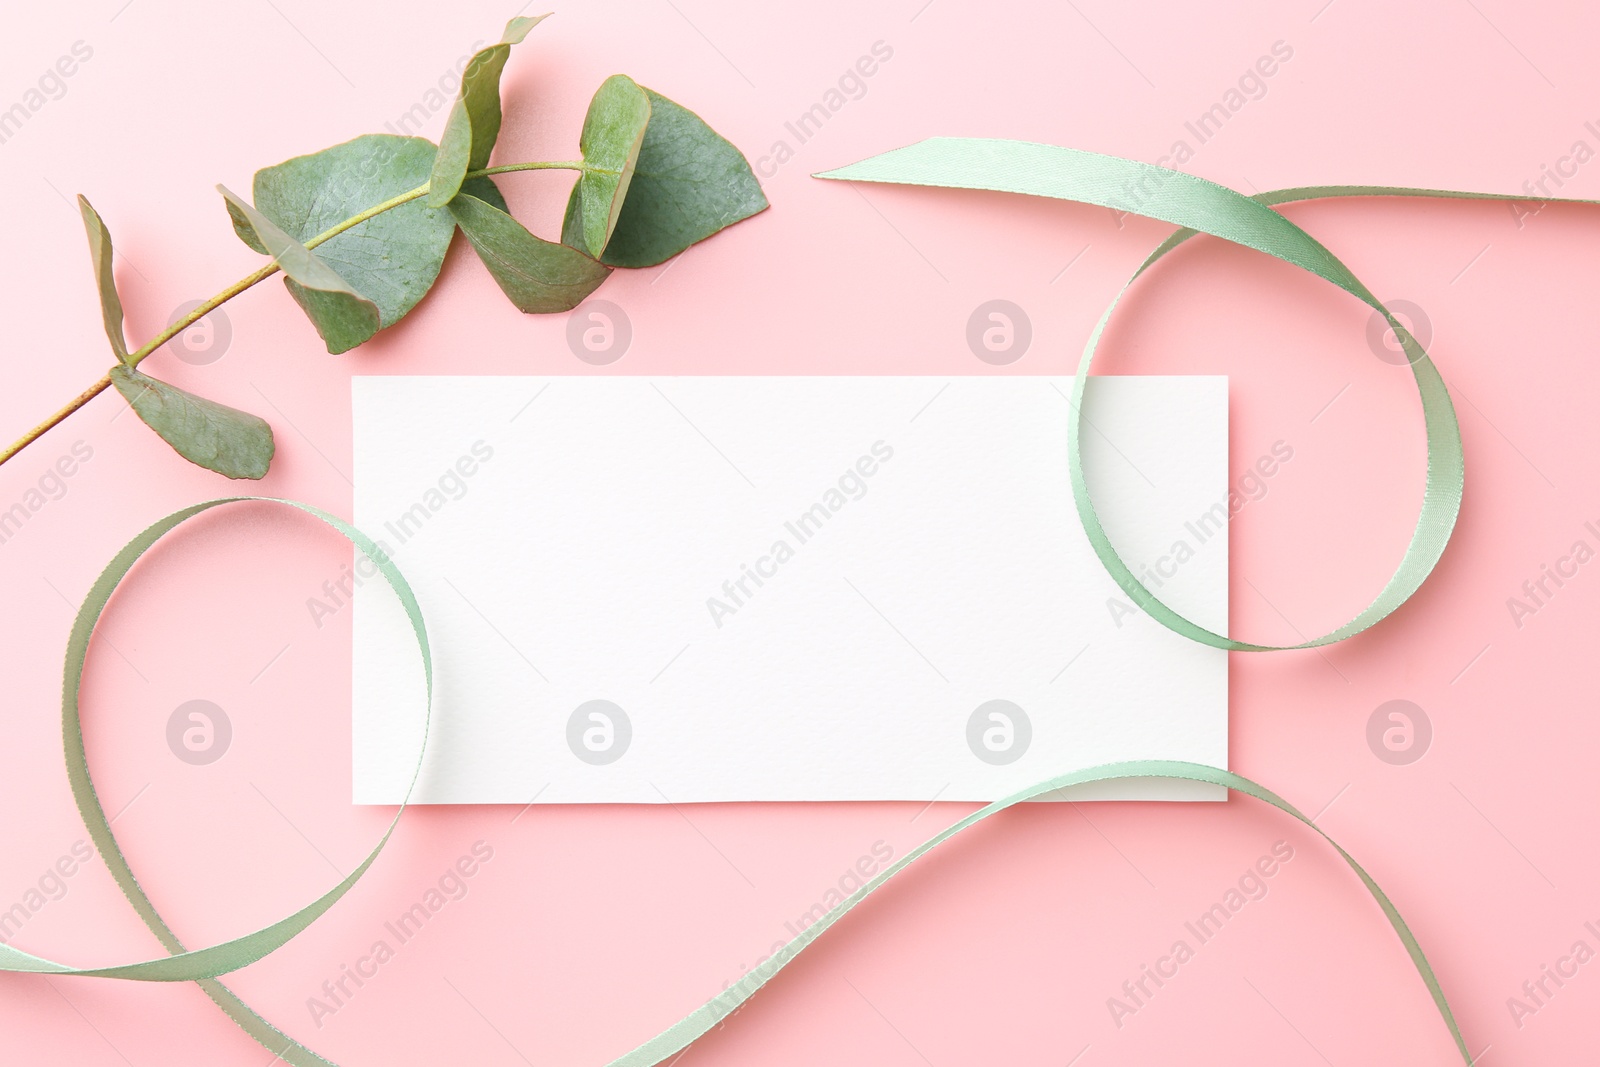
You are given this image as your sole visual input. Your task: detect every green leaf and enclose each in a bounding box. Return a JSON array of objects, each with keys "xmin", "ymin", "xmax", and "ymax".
[
  {"xmin": 77, "ymin": 196, "xmax": 128, "ymax": 362},
  {"xmin": 449, "ymin": 193, "xmax": 610, "ymax": 313},
  {"xmin": 240, "ymin": 134, "xmax": 457, "ymax": 334},
  {"xmin": 225, "ymin": 195, "xmax": 269, "ymax": 255},
  {"xmin": 218, "ymin": 185, "xmax": 381, "ymax": 354},
  {"xmin": 428, "ymin": 15, "xmax": 550, "ymax": 208},
  {"xmin": 562, "ymin": 87, "xmax": 767, "ymax": 267},
  {"xmin": 566, "ymin": 75, "xmax": 651, "ymax": 256},
  {"xmin": 109, "ymin": 365, "xmax": 274, "ymax": 480},
  {"xmin": 462, "ymin": 174, "xmax": 509, "ymax": 213}
]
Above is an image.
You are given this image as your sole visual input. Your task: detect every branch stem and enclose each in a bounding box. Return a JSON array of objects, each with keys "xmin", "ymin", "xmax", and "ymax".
[{"xmin": 0, "ymin": 160, "xmax": 586, "ymax": 470}]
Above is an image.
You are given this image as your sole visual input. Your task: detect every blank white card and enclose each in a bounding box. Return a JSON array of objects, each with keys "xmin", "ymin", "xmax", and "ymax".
[{"xmin": 351, "ymin": 376, "xmax": 1228, "ymax": 804}]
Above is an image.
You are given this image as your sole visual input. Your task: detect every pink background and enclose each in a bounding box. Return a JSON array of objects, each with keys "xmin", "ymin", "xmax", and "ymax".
[{"xmin": 2, "ymin": 0, "xmax": 1597, "ymax": 1062}]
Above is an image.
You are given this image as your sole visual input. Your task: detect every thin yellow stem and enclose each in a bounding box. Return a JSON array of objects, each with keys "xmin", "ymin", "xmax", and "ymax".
[
  {"xmin": 0, "ymin": 160, "xmax": 586, "ymax": 469},
  {"xmin": 0, "ymin": 374, "xmax": 112, "ymax": 466}
]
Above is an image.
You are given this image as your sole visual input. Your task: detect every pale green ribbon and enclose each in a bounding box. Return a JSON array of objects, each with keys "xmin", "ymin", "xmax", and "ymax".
[
  {"xmin": 821, "ymin": 140, "xmax": 1484, "ymax": 651},
  {"xmin": 13, "ymin": 140, "xmax": 1591, "ymax": 1063},
  {"xmin": 9, "ymin": 498, "xmax": 432, "ymax": 1066}
]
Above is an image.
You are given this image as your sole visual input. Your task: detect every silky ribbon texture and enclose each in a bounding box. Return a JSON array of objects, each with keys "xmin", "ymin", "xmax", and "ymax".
[{"xmin": 15, "ymin": 138, "xmax": 1594, "ymax": 1064}]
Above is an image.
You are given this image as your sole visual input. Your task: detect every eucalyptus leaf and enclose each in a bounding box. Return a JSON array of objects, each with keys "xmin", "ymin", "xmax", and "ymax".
[
  {"xmin": 77, "ymin": 196, "xmax": 128, "ymax": 362},
  {"xmin": 219, "ymin": 185, "xmax": 381, "ymax": 354},
  {"xmin": 428, "ymin": 15, "xmax": 550, "ymax": 208},
  {"xmin": 449, "ymin": 193, "xmax": 610, "ymax": 313},
  {"xmin": 109, "ymin": 365, "xmax": 274, "ymax": 480},
  {"xmin": 462, "ymin": 175, "xmax": 509, "ymax": 213},
  {"xmin": 225, "ymin": 196, "xmax": 269, "ymax": 255},
  {"xmin": 562, "ymin": 87, "xmax": 767, "ymax": 267},
  {"xmin": 240, "ymin": 134, "xmax": 457, "ymax": 333},
  {"xmin": 566, "ymin": 75, "xmax": 651, "ymax": 256}
]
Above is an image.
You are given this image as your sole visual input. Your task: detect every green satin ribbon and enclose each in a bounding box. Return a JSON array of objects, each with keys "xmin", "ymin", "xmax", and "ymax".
[
  {"xmin": 821, "ymin": 140, "xmax": 1482, "ymax": 650},
  {"xmin": 15, "ymin": 140, "xmax": 1590, "ymax": 1063},
  {"xmin": 9, "ymin": 497, "xmax": 434, "ymax": 1066}
]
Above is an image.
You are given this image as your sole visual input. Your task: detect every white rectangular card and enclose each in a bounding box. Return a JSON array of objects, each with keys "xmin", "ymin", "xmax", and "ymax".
[{"xmin": 351, "ymin": 376, "xmax": 1228, "ymax": 804}]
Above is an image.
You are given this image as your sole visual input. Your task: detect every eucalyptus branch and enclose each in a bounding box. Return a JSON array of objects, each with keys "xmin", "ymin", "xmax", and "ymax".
[
  {"xmin": 0, "ymin": 162, "xmax": 590, "ymax": 469},
  {"xmin": 0, "ymin": 14, "xmax": 765, "ymax": 481}
]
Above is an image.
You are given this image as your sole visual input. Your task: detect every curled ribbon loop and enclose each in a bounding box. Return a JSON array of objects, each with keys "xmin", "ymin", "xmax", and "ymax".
[
  {"xmin": 19, "ymin": 497, "xmax": 434, "ymax": 1065},
  {"xmin": 820, "ymin": 142, "xmax": 1595, "ymax": 650},
  {"xmin": 21, "ymin": 142, "xmax": 1595, "ymax": 1063}
]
